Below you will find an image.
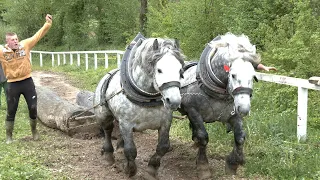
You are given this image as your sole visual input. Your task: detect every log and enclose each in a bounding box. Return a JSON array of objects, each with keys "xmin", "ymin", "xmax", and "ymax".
[
  {"xmin": 76, "ymin": 90, "xmax": 95, "ymax": 113},
  {"xmin": 76, "ymin": 90, "xmax": 122, "ymax": 139},
  {"xmin": 36, "ymin": 86, "xmax": 100, "ymax": 136}
]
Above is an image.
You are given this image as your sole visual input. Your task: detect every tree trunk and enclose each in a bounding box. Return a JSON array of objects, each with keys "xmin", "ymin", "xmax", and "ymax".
[
  {"xmin": 76, "ymin": 90, "xmax": 95, "ymax": 113},
  {"xmin": 36, "ymin": 86, "xmax": 100, "ymax": 137},
  {"xmin": 139, "ymin": 0, "xmax": 148, "ymax": 35}
]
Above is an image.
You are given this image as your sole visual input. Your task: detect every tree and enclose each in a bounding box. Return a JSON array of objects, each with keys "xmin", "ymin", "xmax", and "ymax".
[{"xmin": 140, "ymin": 0, "xmax": 148, "ymax": 35}]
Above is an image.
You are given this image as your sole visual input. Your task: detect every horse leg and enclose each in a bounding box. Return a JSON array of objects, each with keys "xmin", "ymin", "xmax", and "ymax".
[
  {"xmin": 187, "ymin": 108, "xmax": 211, "ymax": 180},
  {"xmin": 225, "ymin": 115, "xmax": 246, "ymax": 175},
  {"xmin": 119, "ymin": 125, "xmax": 137, "ymax": 177},
  {"xmin": 146, "ymin": 120, "xmax": 171, "ymax": 178},
  {"xmin": 100, "ymin": 116, "xmax": 115, "ymax": 166}
]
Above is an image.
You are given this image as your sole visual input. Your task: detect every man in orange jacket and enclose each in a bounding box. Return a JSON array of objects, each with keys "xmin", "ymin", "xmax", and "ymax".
[{"xmin": 0, "ymin": 14, "xmax": 52, "ymax": 144}]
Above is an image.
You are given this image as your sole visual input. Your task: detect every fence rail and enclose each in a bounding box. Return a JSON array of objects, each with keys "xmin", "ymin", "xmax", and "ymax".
[
  {"xmin": 255, "ymin": 72, "xmax": 320, "ymax": 142},
  {"xmin": 30, "ymin": 50, "xmax": 124, "ymax": 70}
]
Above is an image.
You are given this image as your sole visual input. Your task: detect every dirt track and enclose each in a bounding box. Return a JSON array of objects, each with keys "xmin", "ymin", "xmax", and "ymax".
[{"xmin": 32, "ymin": 70, "xmax": 247, "ymax": 180}]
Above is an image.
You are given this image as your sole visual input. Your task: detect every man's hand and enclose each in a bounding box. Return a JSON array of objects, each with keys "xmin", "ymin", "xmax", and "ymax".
[{"xmin": 46, "ymin": 14, "xmax": 52, "ymax": 24}]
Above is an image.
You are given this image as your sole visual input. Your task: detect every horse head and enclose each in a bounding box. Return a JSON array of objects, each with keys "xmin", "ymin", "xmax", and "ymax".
[
  {"xmin": 152, "ymin": 39, "xmax": 185, "ymax": 110},
  {"xmin": 227, "ymin": 59, "xmax": 256, "ymax": 116},
  {"xmin": 132, "ymin": 38, "xmax": 185, "ymax": 110},
  {"xmin": 207, "ymin": 33, "xmax": 259, "ymax": 116}
]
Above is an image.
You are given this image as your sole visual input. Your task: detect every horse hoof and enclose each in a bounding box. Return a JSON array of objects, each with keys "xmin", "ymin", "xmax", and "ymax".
[
  {"xmin": 105, "ymin": 153, "xmax": 115, "ymax": 166},
  {"xmin": 146, "ymin": 166, "xmax": 157, "ymax": 178},
  {"xmin": 124, "ymin": 161, "xmax": 137, "ymax": 177},
  {"xmin": 142, "ymin": 167, "xmax": 158, "ymax": 180},
  {"xmin": 197, "ymin": 164, "xmax": 211, "ymax": 180},
  {"xmin": 198, "ymin": 170, "xmax": 211, "ymax": 180},
  {"xmin": 225, "ymin": 162, "xmax": 237, "ymax": 175}
]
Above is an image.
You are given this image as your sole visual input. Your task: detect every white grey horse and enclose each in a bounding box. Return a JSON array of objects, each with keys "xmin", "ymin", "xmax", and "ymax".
[
  {"xmin": 94, "ymin": 35, "xmax": 185, "ymax": 178},
  {"xmin": 178, "ymin": 33, "xmax": 258, "ymax": 179}
]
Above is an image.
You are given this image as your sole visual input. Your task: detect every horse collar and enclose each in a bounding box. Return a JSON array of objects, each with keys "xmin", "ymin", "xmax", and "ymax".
[
  {"xmin": 120, "ymin": 33, "xmax": 163, "ymax": 107},
  {"xmin": 196, "ymin": 43, "xmax": 229, "ymax": 97}
]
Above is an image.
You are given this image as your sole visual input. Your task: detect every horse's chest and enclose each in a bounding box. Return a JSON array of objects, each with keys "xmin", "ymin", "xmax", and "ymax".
[
  {"xmin": 108, "ymin": 94, "xmax": 171, "ymax": 131},
  {"xmin": 201, "ymin": 99, "xmax": 234, "ymax": 122},
  {"xmin": 181, "ymin": 85, "xmax": 234, "ymax": 123}
]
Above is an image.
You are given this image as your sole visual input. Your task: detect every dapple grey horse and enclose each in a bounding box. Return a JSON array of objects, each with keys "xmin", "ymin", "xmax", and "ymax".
[
  {"xmin": 94, "ymin": 34, "xmax": 185, "ymax": 178},
  {"xmin": 178, "ymin": 33, "xmax": 258, "ymax": 179}
]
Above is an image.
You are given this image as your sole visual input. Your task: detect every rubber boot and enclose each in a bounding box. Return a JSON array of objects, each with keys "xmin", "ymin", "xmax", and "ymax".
[
  {"xmin": 5, "ymin": 121, "xmax": 14, "ymax": 144},
  {"xmin": 30, "ymin": 119, "xmax": 39, "ymax": 140}
]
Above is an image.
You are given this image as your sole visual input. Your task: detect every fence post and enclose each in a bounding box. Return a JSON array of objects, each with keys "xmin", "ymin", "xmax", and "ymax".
[
  {"xmin": 297, "ymin": 87, "xmax": 308, "ymax": 142},
  {"xmin": 57, "ymin": 54, "xmax": 60, "ymax": 66},
  {"xmin": 51, "ymin": 53, "xmax": 54, "ymax": 67},
  {"xmin": 63, "ymin": 53, "xmax": 66, "ymax": 64},
  {"xmin": 117, "ymin": 53, "xmax": 121, "ymax": 68},
  {"xmin": 94, "ymin": 53, "xmax": 98, "ymax": 70},
  {"xmin": 70, "ymin": 53, "xmax": 73, "ymax": 65},
  {"xmin": 105, "ymin": 53, "xmax": 109, "ymax": 69},
  {"xmin": 30, "ymin": 52, "xmax": 32, "ymax": 65},
  {"xmin": 40, "ymin": 53, "xmax": 43, "ymax": 67},
  {"xmin": 85, "ymin": 53, "xmax": 89, "ymax": 71},
  {"xmin": 77, "ymin": 53, "xmax": 80, "ymax": 66}
]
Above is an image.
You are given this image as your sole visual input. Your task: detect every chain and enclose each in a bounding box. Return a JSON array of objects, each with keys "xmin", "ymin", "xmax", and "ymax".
[{"xmin": 66, "ymin": 89, "xmax": 124, "ymax": 127}]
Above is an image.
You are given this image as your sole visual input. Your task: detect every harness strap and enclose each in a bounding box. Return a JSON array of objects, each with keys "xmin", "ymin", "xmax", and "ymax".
[
  {"xmin": 120, "ymin": 33, "xmax": 163, "ymax": 107},
  {"xmin": 232, "ymin": 87, "xmax": 253, "ymax": 96},
  {"xmin": 159, "ymin": 81, "xmax": 180, "ymax": 91}
]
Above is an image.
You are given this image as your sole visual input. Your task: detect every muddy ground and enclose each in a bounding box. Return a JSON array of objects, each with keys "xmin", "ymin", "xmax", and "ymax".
[{"xmin": 31, "ymin": 71, "xmax": 248, "ymax": 180}]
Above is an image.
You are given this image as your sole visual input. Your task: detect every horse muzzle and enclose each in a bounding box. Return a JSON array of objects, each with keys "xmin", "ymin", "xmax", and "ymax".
[
  {"xmin": 160, "ymin": 84, "xmax": 181, "ymax": 110},
  {"xmin": 232, "ymin": 87, "xmax": 252, "ymax": 116}
]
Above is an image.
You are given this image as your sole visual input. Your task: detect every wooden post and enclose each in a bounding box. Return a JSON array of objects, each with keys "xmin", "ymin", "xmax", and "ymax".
[
  {"xmin": 105, "ymin": 53, "xmax": 109, "ymax": 69},
  {"xmin": 51, "ymin": 53, "xmax": 54, "ymax": 67},
  {"xmin": 70, "ymin": 53, "xmax": 73, "ymax": 65},
  {"xmin": 85, "ymin": 53, "xmax": 89, "ymax": 70},
  {"xmin": 94, "ymin": 53, "xmax": 98, "ymax": 70},
  {"xmin": 57, "ymin": 54, "xmax": 61, "ymax": 66},
  {"xmin": 30, "ymin": 52, "xmax": 32, "ymax": 65},
  {"xmin": 297, "ymin": 87, "xmax": 308, "ymax": 142},
  {"xmin": 117, "ymin": 53, "xmax": 121, "ymax": 68},
  {"xmin": 63, "ymin": 53, "xmax": 66, "ymax": 64},
  {"xmin": 77, "ymin": 53, "xmax": 81, "ymax": 66},
  {"xmin": 40, "ymin": 53, "xmax": 43, "ymax": 67}
]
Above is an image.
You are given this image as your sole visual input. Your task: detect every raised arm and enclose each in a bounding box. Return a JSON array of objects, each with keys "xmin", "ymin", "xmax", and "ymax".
[{"xmin": 21, "ymin": 14, "xmax": 52, "ymax": 49}]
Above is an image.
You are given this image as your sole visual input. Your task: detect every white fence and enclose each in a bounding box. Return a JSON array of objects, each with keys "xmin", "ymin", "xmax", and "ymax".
[
  {"xmin": 30, "ymin": 50, "xmax": 124, "ymax": 70},
  {"xmin": 255, "ymin": 72, "xmax": 320, "ymax": 142}
]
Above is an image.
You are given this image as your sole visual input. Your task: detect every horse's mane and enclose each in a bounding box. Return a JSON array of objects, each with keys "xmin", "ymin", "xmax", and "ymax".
[
  {"xmin": 131, "ymin": 38, "xmax": 185, "ymax": 75},
  {"xmin": 209, "ymin": 32, "xmax": 261, "ymax": 65}
]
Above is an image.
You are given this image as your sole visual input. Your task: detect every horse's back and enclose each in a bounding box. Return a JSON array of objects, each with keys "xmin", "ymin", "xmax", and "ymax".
[{"xmin": 181, "ymin": 65, "xmax": 197, "ymax": 87}]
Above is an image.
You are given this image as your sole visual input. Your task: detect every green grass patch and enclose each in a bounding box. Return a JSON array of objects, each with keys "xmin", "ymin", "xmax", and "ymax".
[{"xmin": 0, "ymin": 96, "xmax": 69, "ymax": 179}]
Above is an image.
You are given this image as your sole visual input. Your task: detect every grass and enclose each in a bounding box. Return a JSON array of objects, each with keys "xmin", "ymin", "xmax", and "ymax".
[
  {"xmin": 0, "ymin": 56, "xmax": 319, "ymax": 179},
  {"xmin": 0, "ymin": 97, "xmax": 69, "ymax": 179}
]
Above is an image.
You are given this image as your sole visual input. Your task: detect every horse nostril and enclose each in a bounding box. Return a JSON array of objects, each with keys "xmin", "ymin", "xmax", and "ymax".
[{"xmin": 166, "ymin": 98, "xmax": 170, "ymax": 104}]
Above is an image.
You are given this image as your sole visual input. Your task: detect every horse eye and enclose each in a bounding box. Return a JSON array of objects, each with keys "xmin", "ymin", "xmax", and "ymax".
[
  {"xmin": 157, "ymin": 69, "xmax": 162, "ymax": 73},
  {"xmin": 232, "ymin": 74, "xmax": 236, "ymax": 79}
]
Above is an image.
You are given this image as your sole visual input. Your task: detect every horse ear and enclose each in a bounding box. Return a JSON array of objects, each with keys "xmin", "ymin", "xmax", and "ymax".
[
  {"xmin": 153, "ymin": 39, "xmax": 159, "ymax": 51},
  {"xmin": 180, "ymin": 68, "xmax": 184, "ymax": 79},
  {"xmin": 174, "ymin": 39, "xmax": 180, "ymax": 49}
]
